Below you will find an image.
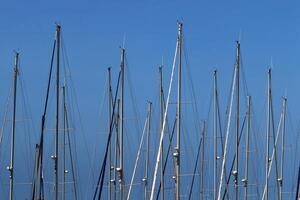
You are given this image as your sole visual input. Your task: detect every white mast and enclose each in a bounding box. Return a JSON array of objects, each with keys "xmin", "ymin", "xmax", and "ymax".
[
  {"xmin": 201, "ymin": 121, "xmax": 206, "ymax": 200},
  {"xmin": 278, "ymin": 97, "xmax": 287, "ymax": 200},
  {"xmin": 217, "ymin": 61, "xmax": 237, "ymax": 200},
  {"xmin": 62, "ymin": 85, "xmax": 66, "ymax": 200},
  {"xmin": 149, "ymin": 23, "xmax": 179, "ymax": 200},
  {"xmin": 143, "ymin": 102, "xmax": 152, "ymax": 200},
  {"xmin": 118, "ymin": 48, "xmax": 125, "ymax": 200},
  {"xmin": 127, "ymin": 104, "xmax": 151, "ymax": 200},
  {"xmin": 265, "ymin": 68, "xmax": 271, "ymax": 200},
  {"xmin": 174, "ymin": 21, "xmax": 183, "ymax": 200},
  {"xmin": 233, "ymin": 41, "xmax": 240, "ymax": 200},
  {"xmin": 8, "ymin": 52, "xmax": 19, "ymax": 200},
  {"xmin": 242, "ymin": 96, "xmax": 251, "ymax": 200}
]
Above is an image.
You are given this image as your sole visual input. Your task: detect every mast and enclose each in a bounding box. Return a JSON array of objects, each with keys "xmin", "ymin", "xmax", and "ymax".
[
  {"xmin": 143, "ymin": 102, "xmax": 152, "ymax": 200},
  {"xmin": 53, "ymin": 24, "xmax": 60, "ymax": 200},
  {"xmin": 108, "ymin": 67, "xmax": 112, "ymax": 200},
  {"xmin": 8, "ymin": 52, "xmax": 19, "ymax": 200},
  {"xmin": 119, "ymin": 48, "xmax": 125, "ymax": 200},
  {"xmin": 201, "ymin": 121, "xmax": 206, "ymax": 200},
  {"xmin": 159, "ymin": 65, "xmax": 165, "ymax": 200},
  {"xmin": 265, "ymin": 68, "xmax": 271, "ymax": 200},
  {"xmin": 213, "ymin": 70, "xmax": 218, "ymax": 200},
  {"xmin": 174, "ymin": 21, "xmax": 182, "ymax": 200},
  {"xmin": 278, "ymin": 97, "xmax": 287, "ymax": 200},
  {"xmin": 62, "ymin": 85, "xmax": 66, "ymax": 200},
  {"xmin": 233, "ymin": 40, "xmax": 240, "ymax": 200},
  {"xmin": 242, "ymin": 96, "xmax": 251, "ymax": 200},
  {"xmin": 114, "ymin": 99, "xmax": 120, "ymax": 200}
]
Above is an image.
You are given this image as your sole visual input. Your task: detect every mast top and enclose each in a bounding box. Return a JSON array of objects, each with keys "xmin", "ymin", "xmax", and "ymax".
[
  {"xmin": 177, "ymin": 21, "xmax": 183, "ymax": 28},
  {"xmin": 56, "ymin": 24, "xmax": 61, "ymax": 30},
  {"xmin": 55, "ymin": 24, "xmax": 61, "ymax": 39},
  {"xmin": 177, "ymin": 21, "xmax": 183, "ymax": 36},
  {"xmin": 14, "ymin": 52, "xmax": 19, "ymax": 74},
  {"xmin": 282, "ymin": 96, "xmax": 287, "ymax": 101}
]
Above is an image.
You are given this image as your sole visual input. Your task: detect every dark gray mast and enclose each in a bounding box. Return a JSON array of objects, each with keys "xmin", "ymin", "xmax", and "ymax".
[
  {"xmin": 8, "ymin": 52, "xmax": 19, "ymax": 200},
  {"xmin": 53, "ymin": 24, "xmax": 61, "ymax": 200},
  {"xmin": 159, "ymin": 65, "xmax": 165, "ymax": 200},
  {"xmin": 213, "ymin": 70, "xmax": 218, "ymax": 200},
  {"xmin": 108, "ymin": 67, "xmax": 112, "ymax": 200}
]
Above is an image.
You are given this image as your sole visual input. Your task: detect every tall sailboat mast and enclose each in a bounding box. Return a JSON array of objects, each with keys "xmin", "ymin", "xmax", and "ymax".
[
  {"xmin": 108, "ymin": 67, "xmax": 113, "ymax": 200},
  {"xmin": 233, "ymin": 40, "xmax": 240, "ymax": 200},
  {"xmin": 174, "ymin": 21, "xmax": 182, "ymax": 200},
  {"xmin": 8, "ymin": 52, "xmax": 19, "ymax": 200},
  {"xmin": 54, "ymin": 24, "xmax": 61, "ymax": 200},
  {"xmin": 279, "ymin": 97, "xmax": 287, "ymax": 200},
  {"xmin": 213, "ymin": 70, "xmax": 218, "ymax": 200},
  {"xmin": 119, "ymin": 48, "xmax": 125, "ymax": 200},
  {"xmin": 62, "ymin": 85, "xmax": 66, "ymax": 200},
  {"xmin": 143, "ymin": 101, "xmax": 152, "ymax": 200},
  {"xmin": 159, "ymin": 65, "xmax": 165, "ymax": 200},
  {"xmin": 201, "ymin": 121, "xmax": 206, "ymax": 200},
  {"xmin": 265, "ymin": 68, "xmax": 271, "ymax": 200},
  {"xmin": 243, "ymin": 96, "xmax": 251, "ymax": 200},
  {"xmin": 114, "ymin": 99, "xmax": 120, "ymax": 200}
]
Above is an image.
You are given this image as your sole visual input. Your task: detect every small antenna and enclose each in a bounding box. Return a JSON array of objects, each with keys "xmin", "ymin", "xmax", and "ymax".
[
  {"xmin": 238, "ymin": 29, "xmax": 242, "ymax": 42},
  {"xmin": 283, "ymin": 89, "xmax": 288, "ymax": 98},
  {"xmin": 122, "ymin": 33, "xmax": 126, "ymax": 49},
  {"xmin": 270, "ymin": 56, "xmax": 274, "ymax": 70}
]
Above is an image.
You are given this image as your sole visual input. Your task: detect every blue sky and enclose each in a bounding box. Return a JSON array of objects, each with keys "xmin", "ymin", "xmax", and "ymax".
[{"xmin": 0, "ymin": 1, "xmax": 300, "ymax": 199}]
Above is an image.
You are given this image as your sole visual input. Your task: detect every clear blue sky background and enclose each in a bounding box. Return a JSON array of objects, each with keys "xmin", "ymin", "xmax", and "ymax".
[{"xmin": 0, "ymin": 1, "xmax": 300, "ymax": 199}]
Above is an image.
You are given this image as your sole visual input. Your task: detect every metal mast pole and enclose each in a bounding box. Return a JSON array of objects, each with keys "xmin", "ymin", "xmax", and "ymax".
[
  {"xmin": 114, "ymin": 99, "xmax": 120, "ymax": 200},
  {"xmin": 278, "ymin": 97, "xmax": 287, "ymax": 200},
  {"xmin": 233, "ymin": 41, "xmax": 240, "ymax": 200},
  {"xmin": 108, "ymin": 67, "xmax": 112, "ymax": 200},
  {"xmin": 159, "ymin": 66, "xmax": 165, "ymax": 200},
  {"xmin": 53, "ymin": 24, "xmax": 61, "ymax": 200},
  {"xmin": 8, "ymin": 52, "xmax": 19, "ymax": 200},
  {"xmin": 265, "ymin": 68, "xmax": 271, "ymax": 200},
  {"xmin": 174, "ymin": 21, "xmax": 182, "ymax": 200},
  {"xmin": 143, "ymin": 102, "xmax": 152, "ymax": 200},
  {"xmin": 201, "ymin": 121, "xmax": 206, "ymax": 200},
  {"xmin": 119, "ymin": 48, "xmax": 125, "ymax": 200},
  {"xmin": 213, "ymin": 70, "xmax": 218, "ymax": 200},
  {"xmin": 243, "ymin": 96, "xmax": 251, "ymax": 200},
  {"xmin": 62, "ymin": 85, "xmax": 66, "ymax": 200}
]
